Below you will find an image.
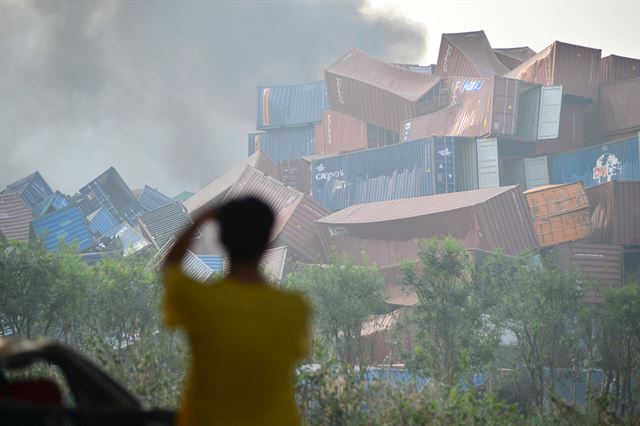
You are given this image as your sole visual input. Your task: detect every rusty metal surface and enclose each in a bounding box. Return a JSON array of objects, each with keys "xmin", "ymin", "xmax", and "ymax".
[
  {"xmin": 598, "ymin": 78, "xmax": 640, "ymax": 137},
  {"xmin": 0, "ymin": 193, "xmax": 34, "ymax": 241},
  {"xmin": 586, "ymin": 181, "xmax": 640, "ymax": 246},
  {"xmin": 184, "ymin": 152, "xmax": 280, "ymax": 218},
  {"xmin": 493, "ymin": 46, "xmax": 537, "ymax": 70},
  {"xmin": 278, "ymin": 158, "xmax": 312, "ymax": 195},
  {"xmin": 555, "ymin": 242, "xmax": 623, "ymax": 287},
  {"xmin": 504, "ymin": 41, "xmax": 602, "ymax": 100},
  {"xmin": 436, "ymin": 31, "xmax": 508, "ymax": 78},
  {"xmin": 317, "ymin": 185, "xmax": 538, "ymax": 266},
  {"xmin": 315, "ymin": 110, "xmax": 369, "ymax": 155},
  {"xmin": 600, "ymin": 55, "xmax": 640, "ymax": 84},
  {"xmin": 325, "ymin": 48, "xmax": 442, "ymax": 131}
]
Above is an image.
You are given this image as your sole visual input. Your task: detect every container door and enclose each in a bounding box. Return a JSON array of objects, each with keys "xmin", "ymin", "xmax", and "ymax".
[
  {"xmin": 524, "ymin": 156, "xmax": 549, "ymax": 189},
  {"xmin": 434, "ymin": 137, "xmax": 455, "ymax": 194},
  {"xmin": 477, "ymin": 138, "xmax": 500, "ymax": 188},
  {"xmin": 537, "ymin": 86, "xmax": 563, "ymax": 140}
]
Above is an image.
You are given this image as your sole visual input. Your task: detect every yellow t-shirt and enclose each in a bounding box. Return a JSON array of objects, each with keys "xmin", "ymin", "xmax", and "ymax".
[{"xmin": 162, "ymin": 265, "xmax": 310, "ymax": 426}]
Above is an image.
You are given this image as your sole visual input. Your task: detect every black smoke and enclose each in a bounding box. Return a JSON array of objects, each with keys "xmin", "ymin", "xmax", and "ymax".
[{"xmin": 0, "ymin": 0, "xmax": 426, "ymax": 195}]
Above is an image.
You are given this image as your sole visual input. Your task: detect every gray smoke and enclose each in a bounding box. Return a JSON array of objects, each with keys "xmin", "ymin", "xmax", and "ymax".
[{"xmin": 0, "ymin": 0, "xmax": 426, "ymax": 195}]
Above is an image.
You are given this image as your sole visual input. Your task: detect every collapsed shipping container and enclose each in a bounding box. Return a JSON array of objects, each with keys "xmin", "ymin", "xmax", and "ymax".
[
  {"xmin": 256, "ymin": 80, "xmax": 328, "ymax": 129},
  {"xmin": 402, "ymin": 77, "xmax": 558, "ymax": 142},
  {"xmin": 247, "ymin": 126, "xmax": 315, "ymax": 162},
  {"xmin": 598, "ymin": 78, "xmax": 640, "ymax": 139},
  {"xmin": 436, "ymin": 31, "xmax": 508, "ymax": 78},
  {"xmin": 474, "ymin": 137, "xmax": 537, "ymax": 189},
  {"xmin": 549, "ymin": 134, "xmax": 640, "ymax": 188},
  {"xmin": 78, "ymin": 167, "xmax": 142, "ymax": 225},
  {"xmin": 139, "ymin": 202, "xmax": 193, "ymax": 250},
  {"xmin": 2, "ymin": 172, "xmax": 53, "ymax": 212},
  {"xmin": 586, "ymin": 181, "xmax": 640, "ymax": 246},
  {"xmin": 524, "ymin": 182, "xmax": 592, "ymax": 247},
  {"xmin": 493, "ymin": 46, "xmax": 536, "ymax": 71},
  {"xmin": 311, "ymin": 137, "xmax": 461, "ymax": 211},
  {"xmin": 184, "ymin": 151, "xmax": 279, "ymax": 218},
  {"xmin": 87, "ymin": 207, "xmax": 120, "ymax": 237},
  {"xmin": 99, "ymin": 222, "xmax": 151, "ymax": 256},
  {"xmin": 554, "ymin": 242, "xmax": 623, "ymax": 287},
  {"xmin": 324, "ymin": 48, "xmax": 443, "ymax": 132},
  {"xmin": 534, "ymin": 99, "xmax": 593, "ymax": 155},
  {"xmin": 0, "ymin": 192, "xmax": 34, "ymax": 241},
  {"xmin": 136, "ymin": 185, "xmax": 174, "ymax": 212},
  {"xmin": 32, "ymin": 191, "xmax": 69, "ymax": 218},
  {"xmin": 30, "ymin": 205, "xmax": 95, "ymax": 252},
  {"xmin": 504, "ymin": 41, "xmax": 602, "ymax": 100},
  {"xmin": 600, "ymin": 55, "xmax": 640, "ymax": 84},
  {"xmin": 316, "ymin": 185, "xmax": 538, "ymax": 269},
  {"xmin": 278, "ymin": 158, "xmax": 311, "ymax": 195}
]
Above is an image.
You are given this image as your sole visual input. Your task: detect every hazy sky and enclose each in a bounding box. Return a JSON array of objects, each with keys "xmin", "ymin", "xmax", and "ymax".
[{"xmin": 1, "ymin": 0, "xmax": 638, "ymax": 196}]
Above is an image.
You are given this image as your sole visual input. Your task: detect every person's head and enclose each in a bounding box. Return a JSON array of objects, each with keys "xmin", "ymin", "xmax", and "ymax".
[{"xmin": 216, "ymin": 196, "xmax": 274, "ymax": 263}]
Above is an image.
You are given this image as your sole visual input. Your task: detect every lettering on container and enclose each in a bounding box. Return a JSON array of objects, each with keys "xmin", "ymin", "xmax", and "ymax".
[
  {"xmin": 443, "ymin": 44, "xmax": 453, "ymax": 73},
  {"xmin": 438, "ymin": 148, "xmax": 452, "ymax": 157},
  {"xmin": 336, "ymin": 78, "xmax": 345, "ymax": 105},
  {"xmin": 593, "ymin": 153, "xmax": 622, "ymax": 183},
  {"xmin": 326, "ymin": 114, "xmax": 333, "ymax": 145},
  {"xmin": 262, "ymin": 88, "xmax": 270, "ymax": 126},
  {"xmin": 315, "ymin": 163, "xmax": 345, "ymax": 181}
]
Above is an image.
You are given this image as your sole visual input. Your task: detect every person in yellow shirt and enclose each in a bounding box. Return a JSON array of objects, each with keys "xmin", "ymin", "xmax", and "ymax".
[{"xmin": 162, "ymin": 196, "xmax": 310, "ymax": 426}]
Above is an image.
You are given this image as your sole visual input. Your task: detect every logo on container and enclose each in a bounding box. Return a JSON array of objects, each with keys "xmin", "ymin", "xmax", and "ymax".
[
  {"xmin": 315, "ymin": 163, "xmax": 345, "ymax": 181},
  {"xmin": 403, "ymin": 122, "xmax": 411, "ymax": 142},
  {"xmin": 336, "ymin": 78, "xmax": 345, "ymax": 105},
  {"xmin": 437, "ymin": 148, "xmax": 452, "ymax": 157},
  {"xmin": 592, "ymin": 153, "xmax": 622, "ymax": 183}
]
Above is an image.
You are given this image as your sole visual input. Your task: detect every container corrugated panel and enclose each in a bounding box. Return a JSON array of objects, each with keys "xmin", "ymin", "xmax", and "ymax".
[
  {"xmin": 394, "ymin": 63, "xmax": 436, "ymax": 74},
  {"xmin": 315, "ymin": 110, "xmax": 368, "ymax": 155},
  {"xmin": 181, "ymin": 250, "xmax": 214, "ymax": 282},
  {"xmin": 0, "ymin": 193, "xmax": 34, "ymax": 241},
  {"xmin": 88, "ymin": 207, "xmax": 119, "ymax": 237},
  {"xmin": 598, "ymin": 78, "xmax": 640, "ymax": 137},
  {"xmin": 316, "ymin": 185, "xmax": 537, "ymax": 266},
  {"xmin": 586, "ymin": 181, "xmax": 640, "ymax": 246},
  {"xmin": 311, "ymin": 138, "xmax": 456, "ymax": 211},
  {"xmin": 197, "ymin": 255, "xmax": 224, "ymax": 274},
  {"xmin": 454, "ymin": 139, "xmax": 479, "ymax": 191},
  {"xmin": 549, "ymin": 135, "xmax": 640, "ymax": 188},
  {"xmin": 524, "ymin": 156, "xmax": 550, "ymax": 190},
  {"xmin": 3, "ymin": 172, "xmax": 53, "ymax": 211},
  {"xmin": 184, "ymin": 151, "xmax": 280, "ymax": 218},
  {"xmin": 32, "ymin": 191, "xmax": 69, "ymax": 218},
  {"xmin": 137, "ymin": 185, "xmax": 174, "ymax": 212},
  {"xmin": 278, "ymin": 159, "xmax": 312, "ymax": 195},
  {"xmin": 555, "ymin": 242, "xmax": 623, "ymax": 286},
  {"xmin": 139, "ymin": 202, "xmax": 193, "ymax": 249},
  {"xmin": 78, "ymin": 167, "xmax": 140, "ymax": 224},
  {"xmin": 100, "ymin": 222, "xmax": 151, "ymax": 255},
  {"xmin": 493, "ymin": 46, "xmax": 536, "ymax": 70},
  {"xmin": 500, "ymin": 158, "xmax": 526, "ymax": 188},
  {"xmin": 31, "ymin": 206, "xmax": 95, "ymax": 252},
  {"xmin": 436, "ymin": 31, "xmax": 509, "ymax": 78},
  {"xmin": 325, "ymin": 48, "xmax": 442, "ymax": 132},
  {"xmin": 600, "ymin": 55, "xmax": 640, "ymax": 84},
  {"xmin": 251, "ymin": 125, "xmax": 315, "ymax": 162},
  {"xmin": 256, "ymin": 80, "xmax": 328, "ymax": 129},
  {"xmin": 505, "ymin": 41, "xmax": 602, "ymax": 100},
  {"xmin": 222, "ymin": 246, "xmax": 289, "ymax": 281}
]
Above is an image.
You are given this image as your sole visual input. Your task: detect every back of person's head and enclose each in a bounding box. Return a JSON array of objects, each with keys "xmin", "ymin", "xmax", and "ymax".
[{"xmin": 217, "ymin": 196, "xmax": 275, "ymax": 262}]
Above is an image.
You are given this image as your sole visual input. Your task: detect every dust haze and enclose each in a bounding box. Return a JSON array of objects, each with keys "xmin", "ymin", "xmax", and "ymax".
[{"xmin": 0, "ymin": 0, "xmax": 426, "ymax": 195}]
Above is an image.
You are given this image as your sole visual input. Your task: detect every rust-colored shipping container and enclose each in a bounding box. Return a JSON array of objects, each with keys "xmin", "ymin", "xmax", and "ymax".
[
  {"xmin": 524, "ymin": 182, "xmax": 592, "ymax": 247},
  {"xmin": 0, "ymin": 193, "xmax": 34, "ymax": 241},
  {"xmin": 586, "ymin": 181, "xmax": 640, "ymax": 246},
  {"xmin": 316, "ymin": 186, "xmax": 538, "ymax": 268},
  {"xmin": 600, "ymin": 55, "xmax": 640, "ymax": 84},
  {"xmin": 535, "ymin": 101, "xmax": 587, "ymax": 155},
  {"xmin": 436, "ymin": 31, "xmax": 508, "ymax": 78},
  {"xmin": 325, "ymin": 48, "xmax": 443, "ymax": 132},
  {"xmin": 403, "ymin": 76, "xmax": 538, "ymax": 140},
  {"xmin": 555, "ymin": 242, "xmax": 623, "ymax": 286},
  {"xmin": 315, "ymin": 110, "xmax": 368, "ymax": 155},
  {"xmin": 598, "ymin": 78, "xmax": 640, "ymax": 138},
  {"xmin": 504, "ymin": 41, "xmax": 601, "ymax": 100},
  {"xmin": 278, "ymin": 158, "xmax": 312, "ymax": 195},
  {"xmin": 493, "ymin": 46, "xmax": 536, "ymax": 70}
]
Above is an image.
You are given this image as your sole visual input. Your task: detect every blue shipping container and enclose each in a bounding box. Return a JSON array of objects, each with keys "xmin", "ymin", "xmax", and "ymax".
[
  {"xmin": 31, "ymin": 206, "xmax": 95, "ymax": 252},
  {"xmin": 549, "ymin": 135, "xmax": 640, "ymax": 188},
  {"xmin": 198, "ymin": 255, "xmax": 224, "ymax": 274},
  {"xmin": 137, "ymin": 185, "xmax": 174, "ymax": 212},
  {"xmin": 248, "ymin": 126, "xmax": 315, "ymax": 162},
  {"xmin": 78, "ymin": 167, "xmax": 143, "ymax": 224},
  {"xmin": 3, "ymin": 171, "xmax": 53, "ymax": 211},
  {"xmin": 88, "ymin": 207, "xmax": 119, "ymax": 237},
  {"xmin": 32, "ymin": 191, "xmax": 69, "ymax": 218},
  {"xmin": 311, "ymin": 138, "xmax": 456, "ymax": 211},
  {"xmin": 256, "ymin": 80, "xmax": 328, "ymax": 129}
]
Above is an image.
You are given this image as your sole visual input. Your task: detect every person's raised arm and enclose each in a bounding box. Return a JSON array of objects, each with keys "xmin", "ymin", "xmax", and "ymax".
[{"xmin": 163, "ymin": 208, "xmax": 216, "ymax": 266}]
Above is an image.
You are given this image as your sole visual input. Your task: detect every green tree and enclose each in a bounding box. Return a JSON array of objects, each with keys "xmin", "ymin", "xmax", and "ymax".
[
  {"xmin": 400, "ymin": 237, "xmax": 498, "ymax": 387},
  {"xmin": 480, "ymin": 251, "xmax": 583, "ymax": 407},
  {"xmin": 287, "ymin": 254, "xmax": 385, "ymax": 367}
]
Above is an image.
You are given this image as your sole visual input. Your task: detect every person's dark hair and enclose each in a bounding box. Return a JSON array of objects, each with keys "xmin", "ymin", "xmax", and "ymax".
[{"xmin": 216, "ymin": 196, "xmax": 275, "ymax": 262}]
